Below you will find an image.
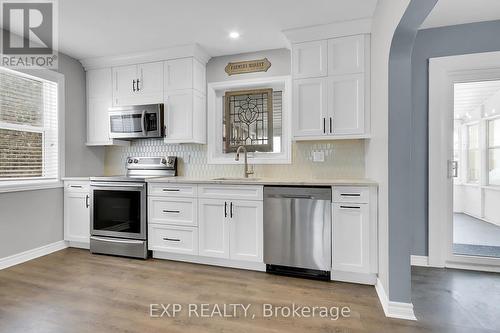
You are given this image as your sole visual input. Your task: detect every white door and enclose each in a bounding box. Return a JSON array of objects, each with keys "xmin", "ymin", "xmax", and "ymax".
[
  {"xmin": 332, "ymin": 203, "xmax": 369, "ymax": 273},
  {"xmin": 428, "ymin": 52, "xmax": 500, "ymax": 271},
  {"xmin": 137, "ymin": 62, "xmax": 164, "ymax": 104},
  {"xmin": 198, "ymin": 198, "xmax": 230, "ymax": 258},
  {"xmin": 293, "ymin": 77, "xmax": 328, "ymax": 137},
  {"xmin": 64, "ymin": 192, "xmax": 90, "ymax": 243},
  {"xmin": 292, "ymin": 40, "xmax": 328, "ymax": 79},
  {"xmin": 327, "ymin": 74, "xmax": 364, "ymax": 135},
  {"xmin": 164, "ymin": 90, "xmax": 194, "ymax": 141},
  {"xmin": 229, "ymin": 200, "xmax": 263, "ymax": 262},
  {"xmin": 328, "ymin": 35, "xmax": 365, "ymax": 76},
  {"xmin": 112, "ymin": 64, "xmax": 137, "ymax": 106}
]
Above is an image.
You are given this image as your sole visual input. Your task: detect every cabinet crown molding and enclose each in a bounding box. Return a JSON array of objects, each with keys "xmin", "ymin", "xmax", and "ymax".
[
  {"xmin": 283, "ymin": 17, "xmax": 372, "ymax": 44},
  {"xmin": 80, "ymin": 43, "xmax": 211, "ymax": 71}
]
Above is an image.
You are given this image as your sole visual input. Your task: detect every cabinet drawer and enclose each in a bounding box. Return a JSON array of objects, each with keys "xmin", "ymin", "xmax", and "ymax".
[
  {"xmin": 65, "ymin": 181, "xmax": 90, "ymax": 193},
  {"xmin": 148, "ymin": 183, "xmax": 197, "ymax": 197},
  {"xmin": 198, "ymin": 185, "xmax": 263, "ymax": 201},
  {"xmin": 148, "ymin": 197, "xmax": 197, "ymax": 227},
  {"xmin": 149, "ymin": 224, "xmax": 198, "ymax": 255},
  {"xmin": 332, "ymin": 186, "xmax": 369, "ymax": 203}
]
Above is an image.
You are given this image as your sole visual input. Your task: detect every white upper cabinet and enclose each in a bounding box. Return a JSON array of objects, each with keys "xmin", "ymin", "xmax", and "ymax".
[
  {"xmin": 292, "ymin": 34, "xmax": 370, "ymax": 140},
  {"xmin": 112, "ymin": 61, "xmax": 164, "ymax": 106},
  {"xmin": 292, "ymin": 40, "xmax": 328, "ymax": 79},
  {"xmin": 86, "ymin": 68, "xmax": 127, "ymax": 146},
  {"xmin": 293, "ymin": 77, "xmax": 328, "ymax": 137},
  {"xmin": 164, "ymin": 57, "xmax": 206, "ymax": 144},
  {"xmin": 327, "ymin": 74, "xmax": 364, "ymax": 135},
  {"xmin": 327, "ymin": 35, "xmax": 365, "ymax": 76}
]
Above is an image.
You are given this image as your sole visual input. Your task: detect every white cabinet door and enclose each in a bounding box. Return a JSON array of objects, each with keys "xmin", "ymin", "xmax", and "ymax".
[
  {"xmin": 86, "ymin": 68, "xmax": 113, "ymax": 145},
  {"xmin": 164, "ymin": 90, "xmax": 193, "ymax": 141},
  {"xmin": 198, "ymin": 198, "xmax": 230, "ymax": 259},
  {"xmin": 112, "ymin": 64, "xmax": 137, "ymax": 106},
  {"xmin": 165, "ymin": 58, "xmax": 193, "ymax": 91},
  {"xmin": 293, "ymin": 77, "xmax": 328, "ymax": 137},
  {"xmin": 137, "ymin": 61, "xmax": 164, "ymax": 104},
  {"xmin": 229, "ymin": 200, "xmax": 263, "ymax": 262},
  {"xmin": 328, "ymin": 35, "xmax": 365, "ymax": 76},
  {"xmin": 332, "ymin": 203, "xmax": 369, "ymax": 273},
  {"xmin": 64, "ymin": 191, "xmax": 90, "ymax": 244},
  {"xmin": 327, "ymin": 74, "xmax": 364, "ymax": 135},
  {"xmin": 292, "ymin": 40, "xmax": 328, "ymax": 79}
]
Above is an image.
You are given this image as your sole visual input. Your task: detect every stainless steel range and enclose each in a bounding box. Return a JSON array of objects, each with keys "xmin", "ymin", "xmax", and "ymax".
[{"xmin": 90, "ymin": 156, "xmax": 177, "ymax": 259}]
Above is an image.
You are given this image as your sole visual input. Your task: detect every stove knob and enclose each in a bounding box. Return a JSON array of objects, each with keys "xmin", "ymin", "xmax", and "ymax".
[
  {"xmin": 161, "ymin": 158, "xmax": 166, "ymax": 164},
  {"xmin": 127, "ymin": 158, "xmax": 133, "ymax": 164},
  {"xmin": 133, "ymin": 159, "xmax": 139, "ymax": 163}
]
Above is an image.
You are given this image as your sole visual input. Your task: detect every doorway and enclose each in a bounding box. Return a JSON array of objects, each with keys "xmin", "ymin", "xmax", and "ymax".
[{"xmin": 429, "ymin": 51, "xmax": 500, "ymax": 271}]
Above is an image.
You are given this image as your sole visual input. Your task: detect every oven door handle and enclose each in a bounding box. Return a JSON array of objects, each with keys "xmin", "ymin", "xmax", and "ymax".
[
  {"xmin": 141, "ymin": 110, "xmax": 147, "ymax": 136},
  {"xmin": 91, "ymin": 236, "xmax": 144, "ymax": 244},
  {"xmin": 91, "ymin": 182, "xmax": 145, "ymax": 188}
]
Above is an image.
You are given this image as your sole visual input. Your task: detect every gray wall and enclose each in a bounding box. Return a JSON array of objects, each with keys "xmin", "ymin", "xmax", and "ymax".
[
  {"xmin": 0, "ymin": 53, "xmax": 104, "ymax": 259},
  {"xmin": 206, "ymin": 48, "xmax": 290, "ymax": 82},
  {"xmin": 411, "ymin": 20, "xmax": 500, "ymax": 256},
  {"xmin": 387, "ymin": 0, "xmax": 437, "ymax": 303}
]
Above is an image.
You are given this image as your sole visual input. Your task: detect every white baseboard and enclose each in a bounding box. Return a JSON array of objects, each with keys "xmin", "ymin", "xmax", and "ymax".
[
  {"xmin": 375, "ymin": 278, "xmax": 417, "ymax": 321},
  {"xmin": 331, "ymin": 270, "xmax": 377, "ymax": 285},
  {"xmin": 0, "ymin": 240, "xmax": 68, "ymax": 270},
  {"xmin": 411, "ymin": 255, "xmax": 429, "ymax": 267}
]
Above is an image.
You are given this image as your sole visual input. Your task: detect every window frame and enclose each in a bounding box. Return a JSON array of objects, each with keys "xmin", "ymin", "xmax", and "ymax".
[
  {"xmin": 465, "ymin": 122, "xmax": 480, "ymax": 184},
  {"xmin": 0, "ymin": 67, "xmax": 65, "ymax": 193},
  {"xmin": 207, "ymin": 76, "xmax": 292, "ymax": 165},
  {"xmin": 487, "ymin": 116, "xmax": 500, "ymax": 186}
]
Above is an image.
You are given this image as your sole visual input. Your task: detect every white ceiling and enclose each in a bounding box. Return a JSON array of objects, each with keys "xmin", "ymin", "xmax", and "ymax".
[
  {"xmin": 58, "ymin": 0, "xmax": 377, "ymax": 61},
  {"xmin": 454, "ymin": 81, "xmax": 500, "ymax": 120},
  {"xmin": 421, "ymin": 0, "xmax": 500, "ymax": 29}
]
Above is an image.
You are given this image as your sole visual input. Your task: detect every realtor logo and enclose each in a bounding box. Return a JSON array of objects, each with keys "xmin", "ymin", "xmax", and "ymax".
[{"xmin": 0, "ymin": 0, "xmax": 58, "ymax": 68}]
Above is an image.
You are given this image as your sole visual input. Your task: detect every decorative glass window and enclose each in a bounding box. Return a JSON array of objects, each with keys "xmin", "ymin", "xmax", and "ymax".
[{"xmin": 224, "ymin": 89, "xmax": 273, "ymax": 153}]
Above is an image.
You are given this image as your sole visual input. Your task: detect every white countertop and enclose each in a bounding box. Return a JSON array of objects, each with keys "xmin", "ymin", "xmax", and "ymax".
[
  {"xmin": 146, "ymin": 176, "xmax": 377, "ymax": 187},
  {"xmin": 62, "ymin": 177, "xmax": 91, "ymax": 181}
]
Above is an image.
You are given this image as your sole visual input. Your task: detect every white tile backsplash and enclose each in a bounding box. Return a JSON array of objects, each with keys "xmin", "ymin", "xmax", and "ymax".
[{"xmin": 104, "ymin": 139, "xmax": 365, "ymax": 179}]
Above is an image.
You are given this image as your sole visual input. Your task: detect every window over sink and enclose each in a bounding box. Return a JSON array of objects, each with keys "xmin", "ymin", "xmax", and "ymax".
[{"xmin": 208, "ymin": 76, "xmax": 291, "ymax": 164}]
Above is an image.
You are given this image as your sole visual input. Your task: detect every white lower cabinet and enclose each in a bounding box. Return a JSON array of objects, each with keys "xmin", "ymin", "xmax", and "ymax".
[
  {"xmin": 331, "ymin": 186, "xmax": 377, "ymax": 285},
  {"xmin": 64, "ymin": 181, "xmax": 90, "ymax": 247},
  {"xmin": 148, "ymin": 183, "xmax": 264, "ymax": 269}
]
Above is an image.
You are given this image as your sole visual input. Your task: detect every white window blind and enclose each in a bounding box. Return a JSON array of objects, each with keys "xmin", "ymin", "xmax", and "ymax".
[{"xmin": 0, "ymin": 68, "xmax": 59, "ymax": 181}]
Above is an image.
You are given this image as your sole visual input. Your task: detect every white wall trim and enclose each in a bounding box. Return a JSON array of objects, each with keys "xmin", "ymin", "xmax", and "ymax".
[
  {"xmin": 375, "ymin": 278, "xmax": 417, "ymax": 321},
  {"xmin": 283, "ymin": 17, "xmax": 372, "ymax": 44},
  {"xmin": 411, "ymin": 255, "xmax": 429, "ymax": 267},
  {"xmin": 0, "ymin": 240, "xmax": 68, "ymax": 270},
  {"xmin": 428, "ymin": 51, "xmax": 500, "ymax": 269},
  {"xmin": 80, "ymin": 43, "xmax": 211, "ymax": 70}
]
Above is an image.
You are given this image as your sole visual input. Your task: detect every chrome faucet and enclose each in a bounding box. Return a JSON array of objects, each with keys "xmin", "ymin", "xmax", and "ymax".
[{"xmin": 235, "ymin": 145, "xmax": 254, "ymax": 178}]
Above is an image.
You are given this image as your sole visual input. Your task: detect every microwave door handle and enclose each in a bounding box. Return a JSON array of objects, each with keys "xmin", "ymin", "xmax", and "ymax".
[{"xmin": 141, "ymin": 110, "xmax": 147, "ymax": 136}]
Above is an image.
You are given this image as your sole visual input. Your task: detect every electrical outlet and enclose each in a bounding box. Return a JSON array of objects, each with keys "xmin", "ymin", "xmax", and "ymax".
[{"xmin": 312, "ymin": 151, "xmax": 325, "ymax": 162}]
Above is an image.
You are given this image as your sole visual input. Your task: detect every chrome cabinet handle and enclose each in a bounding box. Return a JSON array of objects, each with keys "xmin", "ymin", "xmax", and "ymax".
[
  {"xmin": 162, "ymin": 188, "xmax": 180, "ymax": 192},
  {"xmin": 340, "ymin": 193, "xmax": 360, "ymax": 197},
  {"xmin": 323, "ymin": 118, "xmax": 326, "ymax": 134},
  {"xmin": 163, "ymin": 237, "xmax": 180, "ymax": 242},
  {"xmin": 70, "ymin": 185, "xmax": 82, "ymax": 188},
  {"xmin": 230, "ymin": 202, "xmax": 233, "ymax": 218},
  {"xmin": 330, "ymin": 117, "xmax": 332, "ymax": 133},
  {"xmin": 136, "ymin": 78, "xmax": 140, "ymax": 91},
  {"xmin": 132, "ymin": 79, "xmax": 136, "ymax": 92},
  {"xmin": 163, "ymin": 210, "xmax": 180, "ymax": 214},
  {"xmin": 224, "ymin": 201, "xmax": 227, "ymax": 218},
  {"xmin": 85, "ymin": 195, "xmax": 90, "ymax": 208}
]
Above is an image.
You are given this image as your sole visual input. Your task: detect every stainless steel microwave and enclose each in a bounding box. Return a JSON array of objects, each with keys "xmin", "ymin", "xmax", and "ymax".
[{"xmin": 109, "ymin": 104, "xmax": 164, "ymax": 139}]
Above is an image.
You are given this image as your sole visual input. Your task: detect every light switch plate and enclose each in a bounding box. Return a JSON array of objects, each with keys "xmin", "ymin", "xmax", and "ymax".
[{"xmin": 312, "ymin": 151, "xmax": 325, "ymax": 162}]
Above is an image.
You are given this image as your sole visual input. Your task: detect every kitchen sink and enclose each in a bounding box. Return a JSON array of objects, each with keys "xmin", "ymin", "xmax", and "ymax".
[{"xmin": 212, "ymin": 177, "xmax": 260, "ymax": 181}]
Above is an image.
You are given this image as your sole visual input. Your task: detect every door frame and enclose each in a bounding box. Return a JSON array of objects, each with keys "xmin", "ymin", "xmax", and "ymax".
[{"xmin": 429, "ymin": 51, "xmax": 500, "ymax": 271}]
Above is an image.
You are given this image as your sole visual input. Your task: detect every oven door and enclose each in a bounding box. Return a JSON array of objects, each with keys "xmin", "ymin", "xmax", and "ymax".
[{"xmin": 90, "ymin": 182, "xmax": 146, "ymax": 240}]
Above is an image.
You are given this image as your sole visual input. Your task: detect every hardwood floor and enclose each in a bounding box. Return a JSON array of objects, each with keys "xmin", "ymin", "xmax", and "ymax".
[{"xmin": 0, "ymin": 248, "xmax": 495, "ymax": 333}]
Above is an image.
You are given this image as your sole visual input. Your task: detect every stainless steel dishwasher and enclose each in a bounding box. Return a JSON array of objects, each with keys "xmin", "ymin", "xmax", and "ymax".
[{"xmin": 264, "ymin": 186, "xmax": 331, "ymax": 280}]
